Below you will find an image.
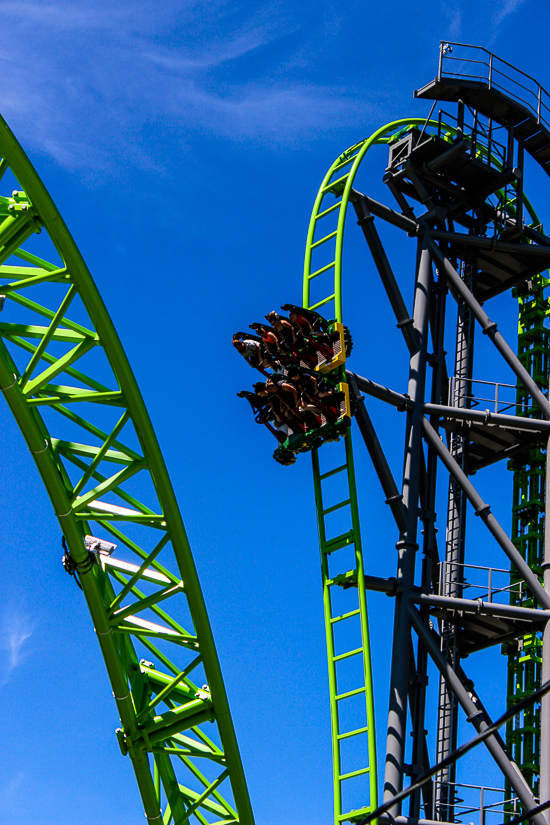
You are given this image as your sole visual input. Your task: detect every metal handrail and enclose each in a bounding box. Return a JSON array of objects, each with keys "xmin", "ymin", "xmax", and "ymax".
[
  {"xmin": 438, "ymin": 559, "xmax": 524, "ymax": 602},
  {"xmin": 438, "ymin": 41, "xmax": 550, "ymax": 129},
  {"xmin": 432, "ymin": 779, "xmax": 520, "ymax": 825}
]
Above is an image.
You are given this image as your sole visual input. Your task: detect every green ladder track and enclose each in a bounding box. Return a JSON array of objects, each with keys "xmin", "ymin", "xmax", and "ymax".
[
  {"xmin": 303, "ymin": 115, "xmax": 549, "ymax": 824},
  {"xmin": 0, "ymin": 114, "xmax": 253, "ymax": 824},
  {"xmin": 303, "ymin": 119, "xmax": 438, "ymax": 824}
]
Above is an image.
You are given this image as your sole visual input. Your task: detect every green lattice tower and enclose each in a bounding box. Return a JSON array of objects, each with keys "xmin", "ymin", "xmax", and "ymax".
[{"xmin": 507, "ymin": 272, "xmax": 550, "ymax": 800}]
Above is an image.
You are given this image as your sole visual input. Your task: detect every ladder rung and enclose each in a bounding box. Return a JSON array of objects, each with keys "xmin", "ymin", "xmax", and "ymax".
[
  {"xmin": 339, "ymin": 766, "xmax": 370, "ymax": 781},
  {"xmin": 315, "ymin": 201, "xmax": 341, "ymax": 220},
  {"xmin": 324, "ymin": 530, "xmax": 354, "ymax": 553},
  {"xmin": 335, "ymin": 686, "xmax": 366, "ymax": 701},
  {"xmin": 311, "ymin": 230, "xmax": 338, "ymax": 249},
  {"xmin": 332, "ymin": 155, "xmax": 357, "ymax": 173},
  {"xmin": 330, "ymin": 609, "xmax": 360, "ymax": 624},
  {"xmin": 323, "ymin": 498, "xmax": 351, "ymax": 516},
  {"xmin": 308, "ymin": 261, "xmax": 335, "ymax": 280},
  {"xmin": 320, "ymin": 464, "xmax": 347, "ymax": 481},
  {"xmin": 322, "ymin": 173, "xmax": 349, "ymax": 193},
  {"xmin": 333, "ymin": 647, "xmax": 363, "ymax": 662},
  {"xmin": 310, "ymin": 293, "xmax": 335, "ymax": 311},
  {"xmin": 337, "ymin": 805, "xmax": 373, "ymax": 822},
  {"xmin": 337, "ymin": 725, "xmax": 369, "ymax": 741}
]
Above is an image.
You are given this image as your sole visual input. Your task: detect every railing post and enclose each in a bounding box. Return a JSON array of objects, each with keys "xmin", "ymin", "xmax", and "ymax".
[
  {"xmin": 480, "ymin": 785, "xmax": 485, "ymax": 825},
  {"xmin": 538, "ymin": 85, "xmax": 542, "ymax": 124},
  {"xmin": 488, "ymin": 568, "xmax": 493, "ymax": 602},
  {"xmin": 439, "ymin": 42, "xmax": 444, "ymax": 81},
  {"xmin": 495, "ymin": 382, "xmax": 499, "ymax": 413},
  {"xmin": 489, "ymin": 54, "xmax": 493, "ymax": 90}
]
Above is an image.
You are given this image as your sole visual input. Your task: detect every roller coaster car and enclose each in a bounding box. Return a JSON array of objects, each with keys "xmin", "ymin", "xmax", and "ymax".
[
  {"xmin": 273, "ymin": 382, "xmax": 353, "ymax": 466},
  {"xmin": 280, "ymin": 304, "xmax": 353, "ymax": 373},
  {"xmin": 315, "ymin": 321, "xmax": 346, "ymax": 374}
]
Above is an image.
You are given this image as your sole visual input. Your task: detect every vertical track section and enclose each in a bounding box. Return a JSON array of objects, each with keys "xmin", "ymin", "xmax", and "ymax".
[
  {"xmin": 312, "ymin": 434, "xmax": 377, "ymax": 823},
  {"xmin": 301, "ymin": 118, "xmax": 439, "ymax": 824}
]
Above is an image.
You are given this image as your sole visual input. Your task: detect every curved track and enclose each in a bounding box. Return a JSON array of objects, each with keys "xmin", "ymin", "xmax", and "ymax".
[
  {"xmin": 0, "ymin": 115, "xmax": 253, "ymax": 824},
  {"xmin": 302, "ymin": 114, "xmax": 541, "ymax": 825}
]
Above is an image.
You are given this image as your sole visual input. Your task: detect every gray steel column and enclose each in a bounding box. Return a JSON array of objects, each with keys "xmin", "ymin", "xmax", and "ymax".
[
  {"xmin": 541, "ymin": 427, "xmax": 550, "ymax": 822},
  {"xmin": 409, "ymin": 604, "xmax": 547, "ymax": 825},
  {"xmin": 384, "ymin": 238, "xmax": 432, "ymax": 813},
  {"xmin": 435, "ymin": 263, "xmax": 475, "ymax": 821}
]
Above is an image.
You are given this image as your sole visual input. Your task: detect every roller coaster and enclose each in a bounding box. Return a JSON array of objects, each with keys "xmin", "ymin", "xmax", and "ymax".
[{"xmin": 3, "ymin": 40, "xmax": 550, "ymax": 825}]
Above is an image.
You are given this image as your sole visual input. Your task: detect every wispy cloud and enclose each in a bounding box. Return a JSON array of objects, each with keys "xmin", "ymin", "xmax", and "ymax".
[
  {"xmin": 445, "ymin": 7, "xmax": 462, "ymax": 41},
  {"xmin": 0, "ymin": 603, "xmax": 33, "ymax": 686},
  {"xmin": 493, "ymin": 0, "xmax": 526, "ymax": 26},
  {"xmin": 488, "ymin": 0, "xmax": 527, "ymax": 45},
  {"xmin": 0, "ymin": 1, "xmax": 373, "ymax": 175},
  {"xmin": 0, "ymin": 772, "xmax": 25, "ymax": 805}
]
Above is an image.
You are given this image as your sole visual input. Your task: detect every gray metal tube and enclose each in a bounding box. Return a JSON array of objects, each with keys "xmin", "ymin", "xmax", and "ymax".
[
  {"xmin": 384, "ymin": 239, "xmax": 432, "ymax": 812},
  {"xmin": 428, "ymin": 241, "xmax": 550, "ymax": 421},
  {"xmin": 409, "ymin": 603, "xmax": 546, "ymax": 825},
  {"xmin": 350, "ymin": 377, "xmax": 408, "ymax": 534},
  {"xmin": 351, "ymin": 194, "xmax": 419, "ymax": 355},
  {"xmin": 422, "ymin": 416, "xmax": 550, "ymax": 610},
  {"xmin": 349, "ymin": 188, "xmax": 419, "ymax": 234},
  {"xmin": 349, "ymin": 371, "xmax": 410, "ymax": 410},
  {"xmin": 412, "ymin": 592, "xmax": 550, "ymax": 623},
  {"xmin": 429, "ymin": 229, "xmax": 550, "ymax": 259},
  {"xmin": 425, "ymin": 139, "xmax": 470, "ymax": 172},
  {"xmin": 424, "ymin": 402, "xmax": 550, "ymax": 432},
  {"xmin": 541, "ymin": 429, "xmax": 550, "ymax": 821}
]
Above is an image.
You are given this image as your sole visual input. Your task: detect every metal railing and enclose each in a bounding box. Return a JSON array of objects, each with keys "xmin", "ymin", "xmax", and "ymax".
[
  {"xmin": 437, "ymin": 560, "xmax": 525, "ymax": 604},
  {"xmin": 448, "ymin": 376, "xmax": 518, "ymax": 415},
  {"xmin": 431, "ymin": 780, "xmax": 520, "ymax": 825},
  {"xmin": 438, "ymin": 41, "xmax": 550, "ymax": 133}
]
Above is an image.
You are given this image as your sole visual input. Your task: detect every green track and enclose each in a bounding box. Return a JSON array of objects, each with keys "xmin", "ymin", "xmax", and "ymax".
[
  {"xmin": 302, "ymin": 119, "xmax": 438, "ymax": 824},
  {"xmin": 0, "ymin": 116, "xmax": 253, "ymax": 823},
  {"xmin": 303, "ymin": 116, "xmax": 550, "ymax": 823}
]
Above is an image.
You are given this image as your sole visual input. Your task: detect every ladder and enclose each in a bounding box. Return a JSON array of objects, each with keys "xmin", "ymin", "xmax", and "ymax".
[{"xmin": 312, "ymin": 432, "xmax": 377, "ymax": 823}]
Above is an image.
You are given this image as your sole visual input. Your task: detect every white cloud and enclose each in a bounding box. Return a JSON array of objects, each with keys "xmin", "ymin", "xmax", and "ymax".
[
  {"xmin": 0, "ymin": 605, "xmax": 33, "ymax": 686},
  {"xmin": 493, "ymin": 0, "xmax": 526, "ymax": 26},
  {"xmin": 0, "ymin": 1, "xmax": 373, "ymax": 174}
]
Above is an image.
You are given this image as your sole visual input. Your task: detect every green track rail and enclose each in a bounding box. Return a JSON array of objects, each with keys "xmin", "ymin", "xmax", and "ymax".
[
  {"xmin": 303, "ymin": 118, "xmax": 443, "ymax": 824},
  {"xmin": 0, "ymin": 115, "xmax": 253, "ymax": 824},
  {"xmin": 303, "ymin": 114, "xmax": 550, "ymax": 822}
]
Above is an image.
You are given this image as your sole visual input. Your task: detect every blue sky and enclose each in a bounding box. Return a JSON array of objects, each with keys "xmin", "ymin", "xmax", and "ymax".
[{"xmin": 0, "ymin": 1, "xmax": 548, "ymax": 823}]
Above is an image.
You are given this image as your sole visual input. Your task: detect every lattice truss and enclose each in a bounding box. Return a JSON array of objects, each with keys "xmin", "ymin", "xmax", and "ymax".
[{"xmin": 0, "ymin": 123, "xmax": 253, "ymax": 825}]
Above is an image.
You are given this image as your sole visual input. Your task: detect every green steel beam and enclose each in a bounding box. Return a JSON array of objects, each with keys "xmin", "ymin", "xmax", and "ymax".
[{"xmin": 0, "ymin": 113, "xmax": 254, "ymax": 823}]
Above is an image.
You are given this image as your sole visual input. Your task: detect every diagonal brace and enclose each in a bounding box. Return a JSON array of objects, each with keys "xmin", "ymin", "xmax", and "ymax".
[
  {"xmin": 408, "ymin": 603, "xmax": 546, "ymax": 825},
  {"xmin": 350, "ymin": 192, "xmax": 419, "ymax": 355},
  {"xmin": 349, "ymin": 375, "xmax": 408, "ymax": 533},
  {"xmin": 428, "ymin": 238, "xmax": 550, "ymax": 420},
  {"xmin": 422, "ymin": 415, "xmax": 550, "ymax": 609}
]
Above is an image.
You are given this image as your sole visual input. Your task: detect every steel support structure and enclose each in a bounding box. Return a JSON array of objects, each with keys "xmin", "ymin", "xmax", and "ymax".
[{"xmin": 303, "ymin": 42, "xmax": 550, "ymax": 825}]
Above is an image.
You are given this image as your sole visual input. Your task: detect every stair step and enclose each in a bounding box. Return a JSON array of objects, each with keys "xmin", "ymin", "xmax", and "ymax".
[{"xmin": 534, "ymin": 144, "xmax": 550, "ymax": 163}]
